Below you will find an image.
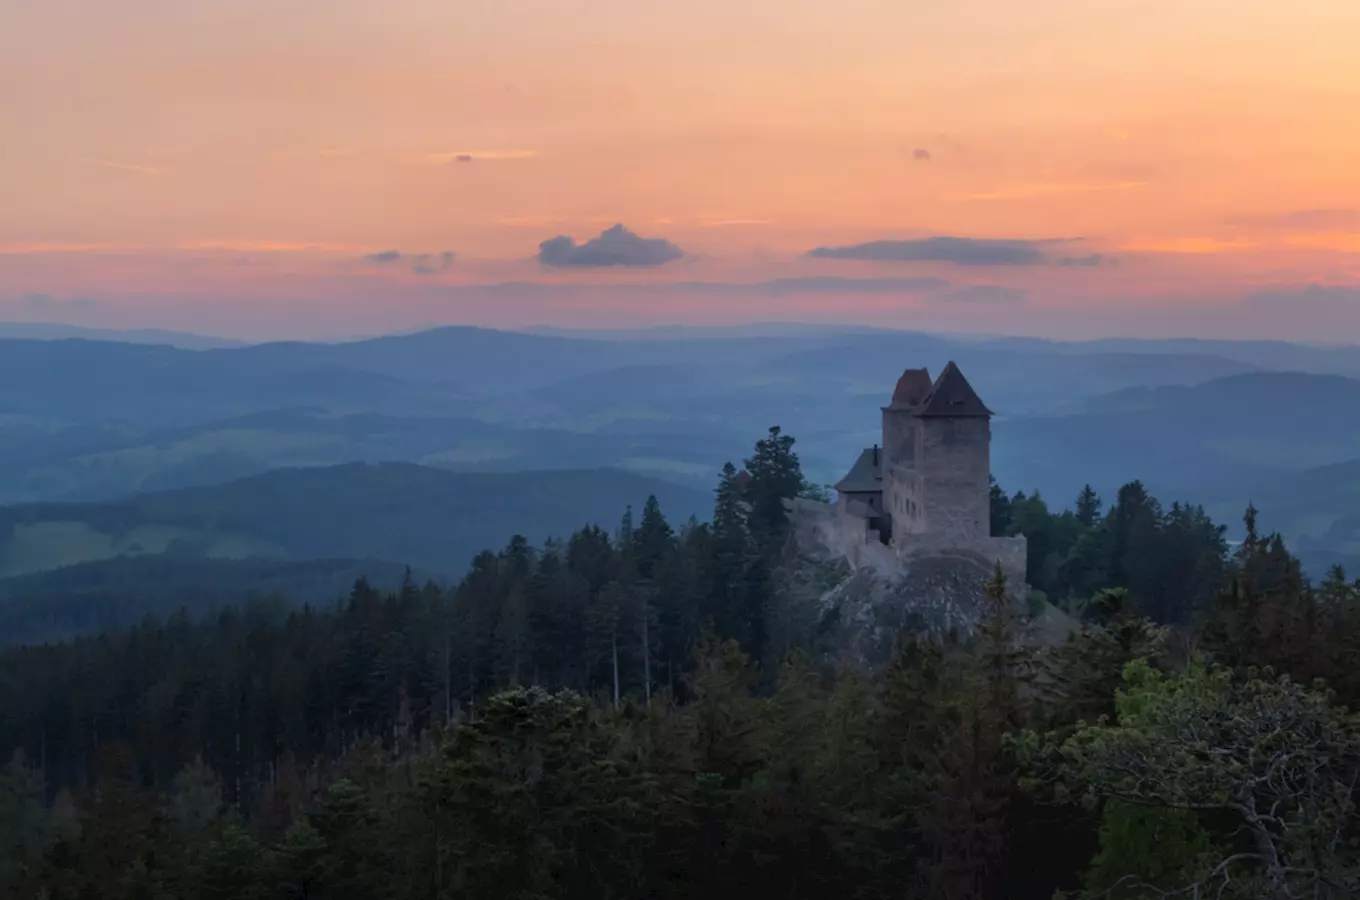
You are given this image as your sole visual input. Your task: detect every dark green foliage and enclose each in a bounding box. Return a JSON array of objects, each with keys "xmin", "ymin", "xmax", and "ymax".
[
  {"xmin": 994, "ymin": 480, "xmax": 1227, "ymax": 623},
  {"xmin": 0, "ymin": 556, "xmax": 417, "ymax": 647},
  {"xmin": 742, "ymin": 426, "xmax": 804, "ymax": 552},
  {"xmin": 988, "ymin": 475, "xmax": 1012, "ymax": 536},
  {"xmin": 1074, "ymin": 485, "xmax": 1102, "ymax": 528},
  {"xmin": 8, "ymin": 426, "xmax": 1360, "ymax": 900}
]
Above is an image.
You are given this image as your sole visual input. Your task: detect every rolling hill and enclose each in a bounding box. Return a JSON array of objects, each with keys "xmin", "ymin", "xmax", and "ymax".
[
  {"xmin": 0, "ymin": 463, "xmax": 713, "ymax": 579},
  {"xmin": 6, "ymin": 324, "xmax": 1360, "ymax": 541}
]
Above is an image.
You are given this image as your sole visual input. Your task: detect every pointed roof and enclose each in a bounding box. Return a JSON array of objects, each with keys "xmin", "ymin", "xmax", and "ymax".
[
  {"xmin": 889, "ymin": 368, "xmax": 932, "ymax": 408},
  {"xmin": 916, "ymin": 361, "xmax": 992, "ymax": 418},
  {"xmin": 834, "ymin": 447, "xmax": 883, "ymax": 493}
]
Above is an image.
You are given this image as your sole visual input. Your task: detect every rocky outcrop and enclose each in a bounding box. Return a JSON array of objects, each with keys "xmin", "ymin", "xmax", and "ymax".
[{"xmin": 783, "ymin": 498, "xmax": 1030, "ymax": 669}]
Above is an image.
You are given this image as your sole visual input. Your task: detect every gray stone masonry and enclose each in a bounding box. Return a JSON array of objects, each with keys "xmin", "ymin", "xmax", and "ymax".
[{"xmin": 814, "ymin": 360, "xmax": 1028, "ymax": 597}]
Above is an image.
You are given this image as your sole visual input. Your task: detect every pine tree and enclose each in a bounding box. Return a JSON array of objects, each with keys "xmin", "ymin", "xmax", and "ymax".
[
  {"xmin": 1074, "ymin": 485, "xmax": 1102, "ymax": 528},
  {"xmin": 742, "ymin": 426, "xmax": 805, "ymax": 553},
  {"xmin": 633, "ymin": 495, "xmax": 675, "ymax": 581}
]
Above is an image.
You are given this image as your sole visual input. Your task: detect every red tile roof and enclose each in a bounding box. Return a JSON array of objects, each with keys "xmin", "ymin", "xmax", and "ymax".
[{"xmin": 890, "ymin": 368, "xmax": 933, "ymax": 407}]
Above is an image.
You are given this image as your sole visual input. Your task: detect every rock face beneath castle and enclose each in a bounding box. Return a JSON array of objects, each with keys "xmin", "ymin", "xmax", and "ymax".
[{"xmin": 788, "ymin": 362, "xmax": 1028, "ymax": 666}]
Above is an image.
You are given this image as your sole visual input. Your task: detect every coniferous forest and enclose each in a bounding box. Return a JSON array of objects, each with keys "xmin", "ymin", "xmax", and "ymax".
[{"xmin": 3, "ymin": 428, "xmax": 1360, "ymax": 899}]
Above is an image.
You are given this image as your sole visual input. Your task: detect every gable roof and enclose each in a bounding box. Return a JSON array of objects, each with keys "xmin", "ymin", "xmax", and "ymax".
[
  {"xmin": 890, "ymin": 368, "xmax": 932, "ymax": 408},
  {"xmin": 834, "ymin": 446, "xmax": 883, "ymax": 493},
  {"xmin": 916, "ymin": 361, "xmax": 992, "ymax": 418}
]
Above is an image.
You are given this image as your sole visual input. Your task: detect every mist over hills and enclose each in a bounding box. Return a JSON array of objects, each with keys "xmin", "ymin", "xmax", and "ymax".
[{"xmin": 3, "ymin": 321, "xmax": 1360, "ymax": 584}]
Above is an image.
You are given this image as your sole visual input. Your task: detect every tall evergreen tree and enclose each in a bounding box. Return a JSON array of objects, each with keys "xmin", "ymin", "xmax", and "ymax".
[
  {"xmin": 1074, "ymin": 485, "xmax": 1102, "ymax": 528},
  {"xmin": 633, "ymin": 495, "xmax": 675, "ymax": 582},
  {"xmin": 743, "ymin": 426, "xmax": 805, "ymax": 553}
]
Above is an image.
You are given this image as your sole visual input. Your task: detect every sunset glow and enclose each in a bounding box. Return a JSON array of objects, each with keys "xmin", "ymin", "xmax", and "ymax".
[{"xmin": 4, "ymin": 0, "xmax": 1360, "ymax": 338}]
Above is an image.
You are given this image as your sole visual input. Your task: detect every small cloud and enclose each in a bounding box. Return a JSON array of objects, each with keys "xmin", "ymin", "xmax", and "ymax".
[
  {"xmin": 931, "ymin": 285, "xmax": 1028, "ymax": 305},
  {"xmin": 912, "ymin": 148, "xmax": 931, "ymax": 162},
  {"xmin": 419, "ymin": 150, "xmax": 538, "ymax": 164},
  {"xmin": 360, "ymin": 249, "xmax": 455, "ymax": 274},
  {"xmin": 412, "ymin": 251, "xmax": 455, "ymax": 275},
  {"xmin": 806, "ymin": 236, "xmax": 1053, "ymax": 266},
  {"xmin": 539, "ymin": 224, "xmax": 684, "ymax": 268},
  {"xmin": 1055, "ymin": 253, "xmax": 1111, "ymax": 267}
]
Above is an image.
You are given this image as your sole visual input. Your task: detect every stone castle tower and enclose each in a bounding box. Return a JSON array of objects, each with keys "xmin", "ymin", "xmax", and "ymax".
[{"xmin": 821, "ymin": 364, "xmax": 1022, "ymax": 590}]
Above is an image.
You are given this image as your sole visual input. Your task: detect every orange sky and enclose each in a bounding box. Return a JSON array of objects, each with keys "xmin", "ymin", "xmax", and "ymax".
[{"xmin": 3, "ymin": 0, "xmax": 1360, "ymax": 339}]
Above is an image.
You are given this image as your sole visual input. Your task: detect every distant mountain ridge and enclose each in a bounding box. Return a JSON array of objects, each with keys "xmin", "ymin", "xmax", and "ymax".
[
  {"xmin": 4, "ymin": 323, "xmax": 1360, "ymax": 581},
  {"xmin": 0, "ymin": 322, "xmax": 247, "ymax": 349}
]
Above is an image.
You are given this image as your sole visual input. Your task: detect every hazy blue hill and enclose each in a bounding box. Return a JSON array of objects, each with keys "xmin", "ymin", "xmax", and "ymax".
[
  {"xmin": 0, "ymin": 339, "xmax": 458, "ymax": 424},
  {"xmin": 7, "ymin": 325, "xmax": 1360, "ymax": 514},
  {"xmin": 1063, "ymin": 337, "xmax": 1360, "ymax": 377},
  {"xmin": 0, "ymin": 408, "xmax": 745, "ymax": 504},
  {"xmin": 0, "ymin": 556, "xmax": 419, "ymax": 647},
  {"xmin": 224, "ymin": 326, "xmax": 857, "ymax": 391},
  {"xmin": 0, "ymin": 463, "xmax": 712, "ymax": 579},
  {"xmin": 222, "ymin": 326, "xmax": 658, "ymax": 391},
  {"xmin": 760, "ymin": 335, "xmax": 1260, "ymax": 414},
  {"xmin": 0, "ymin": 322, "xmax": 247, "ymax": 349},
  {"xmin": 1162, "ymin": 457, "xmax": 1360, "ymax": 569},
  {"xmin": 519, "ymin": 322, "xmax": 886, "ymax": 340},
  {"xmin": 995, "ymin": 372, "xmax": 1360, "ymax": 501},
  {"xmin": 987, "ymin": 371, "xmax": 1360, "ymax": 578},
  {"xmin": 1072, "ymin": 372, "xmax": 1360, "ymax": 469},
  {"xmin": 530, "ymin": 363, "xmax": 730, "ymax": 406}
]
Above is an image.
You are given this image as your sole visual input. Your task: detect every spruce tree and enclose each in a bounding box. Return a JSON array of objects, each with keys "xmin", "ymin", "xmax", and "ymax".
[
  {"xmin": 1074, "ymin": 485, "xmax": 1102, "ymax": 528},
  {"xmin": 633, "ymin": 494, "xmax": 675, "ymax": 581},
  {"xmin": 742, "ymin": 426, "xmax": 804, "ymax": 553}
]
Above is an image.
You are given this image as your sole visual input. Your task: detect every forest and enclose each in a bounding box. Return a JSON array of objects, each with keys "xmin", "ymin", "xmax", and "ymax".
[{"xmin": 2, "ymin": 427, "xmax": 1360, "ymax": 899}]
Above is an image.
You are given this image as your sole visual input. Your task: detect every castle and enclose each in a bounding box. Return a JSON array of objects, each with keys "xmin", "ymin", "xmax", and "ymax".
[{"xmin": 821, "ymin": 361, "xmax": 1028, "ymax": 590}]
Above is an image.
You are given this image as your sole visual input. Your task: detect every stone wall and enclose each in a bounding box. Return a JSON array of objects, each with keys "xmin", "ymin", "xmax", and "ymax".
[
  {"xmin": 919, "ymin": 416, "xmax": 991, "ymax": 540},
  {"xmin": 880, "ymin": 407, "xmax": 918, "ymax": 471},
  {"xmin": 792, "ymin": 497, "xmax": 1028, "ymax": 599},
  {"xmin": 883, "ymin": 464, "xmax": 925, "ymax": 536},
  {"xmin": 793, "ymin": 497, "xmax": 889, "ymax": 570}
]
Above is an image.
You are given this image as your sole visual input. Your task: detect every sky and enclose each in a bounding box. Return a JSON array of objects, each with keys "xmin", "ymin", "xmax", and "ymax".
[{"xmin": 4, "ymin": 0, "xmax": 1360, "ymax": 341}]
